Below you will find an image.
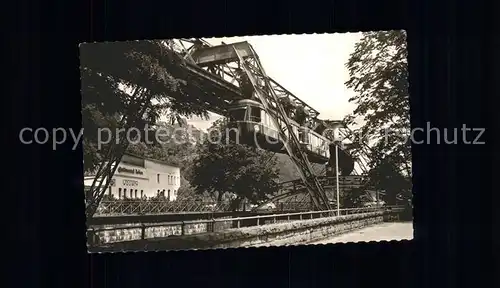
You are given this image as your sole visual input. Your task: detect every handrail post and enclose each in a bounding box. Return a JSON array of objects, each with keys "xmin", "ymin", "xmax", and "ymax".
[
  {"xmin": 87, "ymin": 229, "xmax": 97, "ymax": 246},
  {"xmin": 141, "ymin": 224, "xmax": 146, "ymax": 240}
]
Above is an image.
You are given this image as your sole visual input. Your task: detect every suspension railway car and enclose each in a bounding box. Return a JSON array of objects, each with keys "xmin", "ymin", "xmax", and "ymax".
[{"xmin": 226, "ymin": 99, "xmax": 355, "ymax": 175}]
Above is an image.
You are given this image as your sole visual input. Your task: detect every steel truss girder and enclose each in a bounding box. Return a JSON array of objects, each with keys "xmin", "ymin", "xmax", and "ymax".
[
  {"xmin": 177, "ymin": 40, "xmax": 322, "ymax": 121},
  {"xmin": 175, "ymin": 39, "xmax": 376, "ymax": 211},
  {"xmin": 183, "ymin": 40, "xmax": 332, "ymax": 211},
  {"xmin": 226, "ymin": 42, "xmax": 332, "ymax": 211}
]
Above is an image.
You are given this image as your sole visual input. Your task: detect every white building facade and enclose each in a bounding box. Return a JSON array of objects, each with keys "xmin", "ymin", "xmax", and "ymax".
[{"xmin": 84, "ymin": 154, "xmax": 181, "ymax": 201}]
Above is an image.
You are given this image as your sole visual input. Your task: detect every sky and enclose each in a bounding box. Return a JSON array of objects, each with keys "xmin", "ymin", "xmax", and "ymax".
[{"xmin": 174, "ymin": 33, "xmax": 363, "ymax": 131}]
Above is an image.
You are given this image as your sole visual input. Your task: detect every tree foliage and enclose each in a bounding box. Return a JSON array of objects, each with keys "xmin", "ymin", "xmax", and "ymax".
[
  {"xmin": 367, "ymin": 159, "xmax": 412, "ymax": 204},
  {"xmin": 344, "ymin": 30, "xmax": 412, "ymax": 202},
  {"xmin": 80, "ymin": 40, "xmax": 209, "ymax": 173},
  {"xmin": 277, "ymin": 97, "xmax": 308, "ymax": 125},
  {"xmin": 186, "ymin": 120, "xmax": 280, "ymax": 207}
]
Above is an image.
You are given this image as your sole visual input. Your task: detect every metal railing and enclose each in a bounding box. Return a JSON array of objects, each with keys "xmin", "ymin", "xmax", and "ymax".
[
  {"xmin": 95, "ymin": 200, "xmax": 233, "ymax": 216},
  {"xmin": 88, "ymin": 206, "xmax": 404, "ymax": 245},
  {"xmin": 94, "ymin": 200, "xmax": 329, "ymax": 216}
]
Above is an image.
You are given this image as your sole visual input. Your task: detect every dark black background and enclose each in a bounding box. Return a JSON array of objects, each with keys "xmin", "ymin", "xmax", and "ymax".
[{"xmin": 8, "ymin": 0, "xmax": 496, "ymax": 287}]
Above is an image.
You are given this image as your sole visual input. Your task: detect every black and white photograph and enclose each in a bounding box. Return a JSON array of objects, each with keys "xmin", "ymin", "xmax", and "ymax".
[{"xmin": 80, "ymin": 31, "xmax": 413, "ymax": 253}]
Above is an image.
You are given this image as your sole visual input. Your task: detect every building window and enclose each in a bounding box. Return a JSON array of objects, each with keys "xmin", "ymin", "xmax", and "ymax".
[
  {"xmin": 130, "ymin": 189, "xmax": 133, "ymax": 198},
  {"xmin": 118, "ymin": 188, "xmax": 122, "ymax": 199},
  {"xmin": 134, "ymin": 189, "xmax": 138, "ymax": 198},
  {"xmin": 123, "ymin": 188, "xmax": 127, "ymax": 199},
  {"xmin": 109, "ymin": 186, "xmax": 112, "ymax": 196},
  {"xmin": 168, "ymin": 189, "xmax": 170, "ymax": 199},
  {"xmin": 157, "ymin": 174, "xmax": 160, "ymax": 183},
  {"xmin": 168, "ymin": 175, "xmax": 171, "ymax": 185},
  {"xmin": 140, "ymin": 190, "xmax": 144, "ymax": 198}
]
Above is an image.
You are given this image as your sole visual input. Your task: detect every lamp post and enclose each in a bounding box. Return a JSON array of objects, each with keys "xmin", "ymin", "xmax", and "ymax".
[{"xmin": 335, "ymin": 141, "xmax": 340, "ymax": 216}]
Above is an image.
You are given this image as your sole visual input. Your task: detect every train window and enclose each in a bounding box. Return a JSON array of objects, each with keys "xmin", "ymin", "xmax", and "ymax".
[
  {"xmin": 228, "ymin": 108, "xmax": 246, "ymax": 121},
  {"xmin": 249, "ymin": 106, "xmax": 261, "ymax": 122}
]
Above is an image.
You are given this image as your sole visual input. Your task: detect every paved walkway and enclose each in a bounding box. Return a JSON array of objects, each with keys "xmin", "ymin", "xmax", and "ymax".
[{"xmin": 311, "ymin": 222, "xmax": 413, "ymax": 244}]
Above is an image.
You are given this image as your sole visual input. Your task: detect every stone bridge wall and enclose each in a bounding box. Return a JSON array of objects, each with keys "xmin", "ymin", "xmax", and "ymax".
[
  {"xmin": 92, "ymin": 211, "xmax": 385, "ymax": 252},
  {"xmin": 90, "ymin": 217, "xmax": 233, "ymax": 244}
]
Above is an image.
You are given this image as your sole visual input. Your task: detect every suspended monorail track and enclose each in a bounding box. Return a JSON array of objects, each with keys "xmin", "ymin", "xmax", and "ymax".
[{"xmin": 84, "ymin": 38, "xmax": 375, "ymax": 218}]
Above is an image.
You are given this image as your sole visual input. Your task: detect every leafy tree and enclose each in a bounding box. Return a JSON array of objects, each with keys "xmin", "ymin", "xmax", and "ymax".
[
  {"xmin": 341, "ymin": 187, "xmax": 366, "ymax": 208},
  {"xmin": 80, "ymin": 40, "xmax": 209, "ymax": 173},
  {"xmin": 343, "ymin": 30, "xmax": 412, "ymax": 202},
  {"xmin": 124, "ymin": 120, "xmax": 198, "ymax": 170},
  {"xmin": 278, "ymin": 97, "xmax": 297, "ymax": 118},
  {"xmin": 186, "ymin": 120, "xmax": 280, "ymax": 209},
  {"xmin": 175, "ymin": 179, "xmax": 197, "ymax": 200},
  {"xmin": 367, "ymin": 159, "xmax": 412, "ymax": 205},
  {"xmin": 293, "ymin": 106, "xmax": 308, "ymax": 125}
]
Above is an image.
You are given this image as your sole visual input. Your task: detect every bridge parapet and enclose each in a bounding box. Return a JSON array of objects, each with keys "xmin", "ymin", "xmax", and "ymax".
[{"xmin": 89, "ymin": 206, "xmax": 405, "ymax": 252}]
